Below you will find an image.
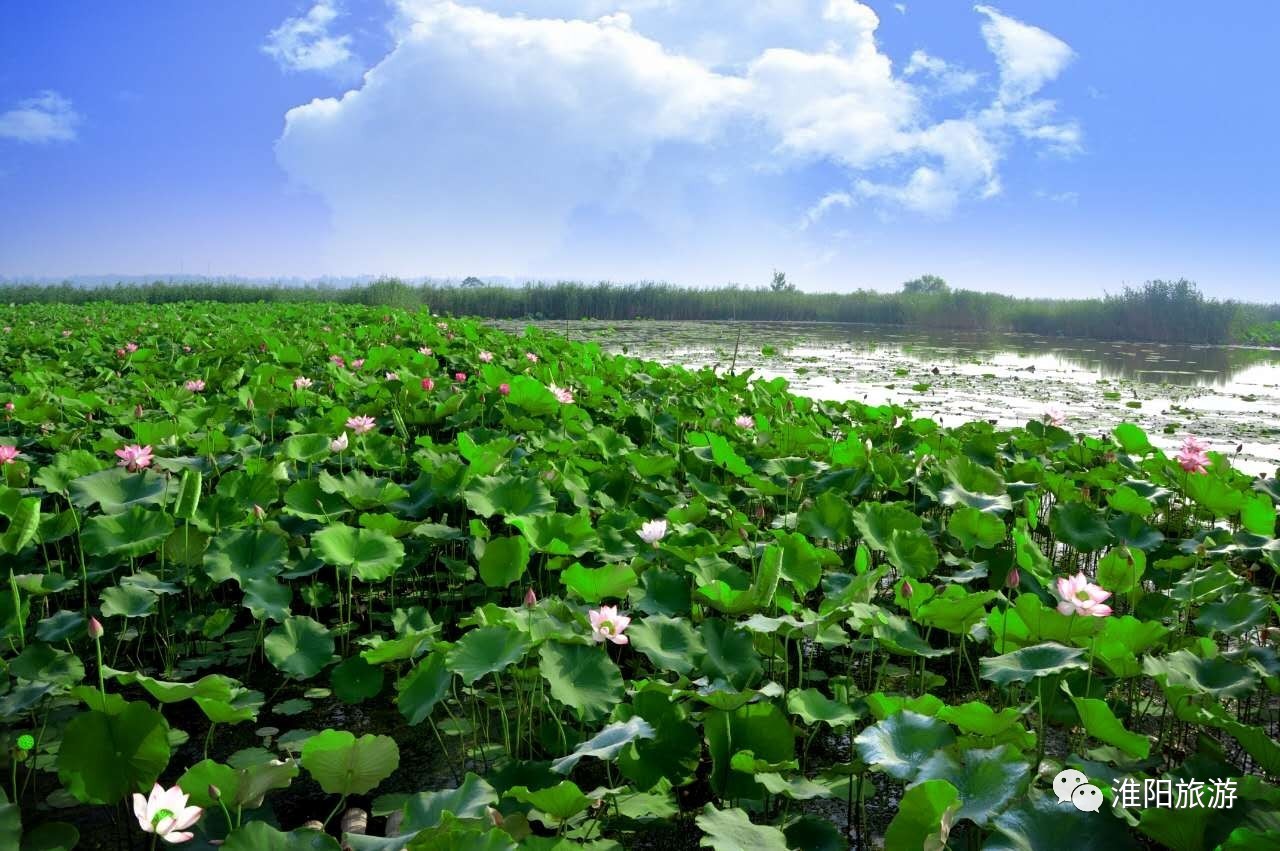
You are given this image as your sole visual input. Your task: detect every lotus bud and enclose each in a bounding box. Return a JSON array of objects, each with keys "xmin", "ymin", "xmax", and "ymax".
[
  {"xmin": 901, "ymin": 579, "xmax": 914, "ymax": 599},
  {"xmin": 524, "ymin": 588, "xmax": 537, "ymax": 608},
  {"xmin": 134, "ymin": 404, "xmax": 144, "ymax": 418},
  {"xmin": 1006, "ymin": 568, "xmax": 1020, "ymax": 589},
  {"xmin": 421, "ymin": 377, "xmax": 435, "ymax": 392},
  {"xmin": 208, "ymin": 784, "xmax": 221, "ymax": 801},
  {"xmin": 88, "ymin": 616, "xmax": 104, "ymax": 640},
  {"xmin": 252, "ymin": 504, "xmax": 266, "ymax": 520},
  {"xmin": 499, "ymin": 383, "xmax": 510, "ymax": 397}
]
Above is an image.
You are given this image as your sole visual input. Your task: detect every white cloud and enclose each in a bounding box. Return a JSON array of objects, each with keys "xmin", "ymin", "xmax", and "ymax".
[
  {"xmin": 904, "ymin": 50, "xmax": 979, "ymax": 95},
  {"xmin": 1036, "ymin": 189, "xmax": 1078, "ymax": 204},
  {"xmin": 275, "ymin": 1, "xmax": 1082, "ymax": 273},
  {"xmin": 894, "ymin": 3, "xmax": 907, "ymax": 13},
  {"xmin": 0, "ymin": 91, "xmax": 80, "ymax": 143},
  {"xmin": 264, "ymin": 1, "xmax": 358, "ymax": 75},
  {"xmin": 974, "ymin": 4, "xmax": 1074, "ymax": 104}
]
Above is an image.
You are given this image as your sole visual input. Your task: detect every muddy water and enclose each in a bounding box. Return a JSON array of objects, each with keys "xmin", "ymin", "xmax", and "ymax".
[{"xmin": 502, "ymin": 320, "xmax": 1280, "ymax": 476}]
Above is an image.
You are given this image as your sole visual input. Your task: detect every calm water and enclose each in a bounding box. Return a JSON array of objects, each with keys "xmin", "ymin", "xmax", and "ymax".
[{"xmin": 500, "ymin": 320, "xmax": 1280, "ymax": 476}]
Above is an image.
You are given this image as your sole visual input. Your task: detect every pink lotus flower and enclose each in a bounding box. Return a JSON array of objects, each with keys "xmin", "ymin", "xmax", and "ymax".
[
  {"xmin": 115, "ymin": 444, "xmax": 154, "ymax": 472},
  {"xmin": 88, "ymin": 616, "xmax": 104, "ymax": 639},
  {"xmin": 0, "ymin": 445, "xmax": 19, "ymax": 465},
  {"xmin": 436, "ymin": 321, "xmax": 449, "ymax": 331},
  {"xmin": 184, "ymin": 379, "xmax": 205, "ymax": 393},
  {"xmin": 589, "ymin": 605, "xmax": 631, "ymax": 645},
  {"xmin": 1043, "ymin": 405, "xmax": 1067, "ymax": 427},
  {"xmin": 115, "ymin": 348, "xmax": 127, "ymax": 358},
  {"xmin": 133, "ymin": 782, "xmax": 203, "ymax": 844},
  {"xmin": 330, "ymin": 432, "xmax": 349, "ymax": 452},
  {"xmin": 455, "ymin": 372, "xmax": 467, "ymax": 382},
  {"xmin": 1175, "ymin": 435, "xmax": 1210, "ymax": 474},
  {"xmin": 126, "ymin": 342, "xmax": 139, "ymax": 353},
  {"xmin": 2, "ymin": 326, "xmax": 10, "ymax": 333},
  {"xmin": 419, "ymin": 347, "xmax": 433, "ymax": 356},
  {"xmin": 524, "ymin": 588, "xmax": 538, "ymax": 608},
  {"xmin": 4, "ymin": 401, "xmax": 13, "ymax": 412},
  {"xmin": 1055, "ymin": 572, "xmax": 1113, "ymax": 617},
  {"xmin": 478, "ymin": 350, "xmax": 494, "ymax": 363},
  {"xmin": 550, "ymin": 383, "xmax": 574, "ymax": 404},
  {"xmin": 294, "ymin": 376, "xmax": 313, "ymax": 389},
  {"xmin": 901, "ymin": 579, "xmax": 914, "ymax": 599},
  {"xmin": 61, "ymin": 330, "xmax": 71, "ymax": 337},
  {"xmin": 498, "ymin": 382, "xmax": 510, "ymax": 397},
  {"xmin": 526, "ymin": 352, "xmax": 539, "ymax": 363},
  {"xmin": 638, "ymin": 519, "xmax": 668, "ymax": 547},
  {"xmin": 385, "ymin": 371, "xmax": 399, "ymax": 381},
  {"xmin": 330, "ymin": 355, "xmax": 345, "ymax": 366},
  {"xmin": 1006, "ymin": 567, "xmax": 1020, "ymax": 589},
  {"xmin": 421, "ymin": 377, "xmax": 435, "ymax": 391},
  {"xmin": 346, "ymin": 415, "xmax": 376, "ymax": 435},
  {"xmin": 351, "ymin": 358, "xmax": 365, "ymax": 370},
  {"xmin": 735, "ymin": 415, "xmax": 755, "ymax": 429}
]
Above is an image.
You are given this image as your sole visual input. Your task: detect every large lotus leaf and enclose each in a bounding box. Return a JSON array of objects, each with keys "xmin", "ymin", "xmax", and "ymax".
[
  {"xmin": 885, "ymin": 779, "xmax": 961, "ymax": 850},
  {"xmin": 1049, "ymin": 503, "xmax": 1114, "ymax": 553},
  {"xmin": 936, "ymin": 702, "xmax": 1034, "ymax": 749},
  {"xmin": 854, "ymin": 711, "xmax": 956, "ymax": 781},
  {"xmin": 504, "ymin": 375, "xmax": 561, "ymax": 416},
  {"xmin": 1113, "ymin": 423, "xmax": 1153, "ymax": 455},
  {"xmin": 331, "ymin": 655, "xmax": 384, "ymax": 704},
  {"xmin": 507, "ymin": 510, "xmax": 598, "ymax": 556},
  {"xmin": 1185, "ymin": 474, "xmax": 1245, "ymax": 519},
  {"xmin": 985, "ymin": 791, "xmax": 1135, "ymax": 850},
  {"xmin": 69, "ymin": 468, "xmax": 167, "ymax": 514},
  {"xmin": 616, "ymin": 686, "xmax": 701, "ymax": 789},
  {"xmin": 81, "ymin": 506, "xmax": 173, "ymax": 558},
  {"xmin": 10, "ymin": 643, "xmax": 84, "ymax": 687},
  {"xmin": 264, "ymin": 616, "xmax": 335, "ymax": 680},
  {"xmin": 19, "ymin": 820, "xmax": 79, "ymax": 851},
  {"xmin": 1097, "ymin": 546, "xmax": 1147, "ymax": 594},
  {"xmin": 205, "ymin": 528, "xmax": 289, "ymax": 585},
  {"xmin": 177, "ymin": 759, "xmax": 241, "ymax": 808},
  {"xmin": 1143, "ymin": 650, "xmax": 1259, "ymax": 699},
  {"xmin": 695, "ymin": 805, "xmax": 790, "ymax": 851},
  {"xmin": 401, "ymin": 772, "xmax": 497, "ymax": 832},
  {"xmin": 1108, "ymin": 513, "xmax": 1165, "ymax": 551},
  {"xmin": 698, "ymin": 619, "xmax": 762, "ymax": 690},
  {"xmin": 980, "ymin": 643, "xmax": 1087, "ymax": 686},
  {"xmin": 767, "ymin": 531, "xmax": 839, "ymax": 594},
  {"xmin": 243, "ymin": 577, "xmax": 292, "ymax": 622},
  {"xmin": 235, "ymin": 758, "xmax": 299, "ymax": 809},
  {"xmin": 99, "ymin": 585, "xmax": 158, "ymax": 619},
  {"xmin": 873, "ymin": 611, "xmax": 953, "ymax": 658},
  {"xmin": 561, "ymin": 562, "xmax": 636, "ymax": 602},
  {"xmin": 56, "ymin": 703, "xmax": 170, "ymax": 804},
  {"xmin": 551, "ymin": 717, "xmax": 656, "ymax": 774},
  {"xmin": 916, "ymin": 586, "xmax": 996, "ymax": 635},
  {"xmin": 948, "ymin": 506, "xmax": 1007, "ymax": 551},
  {"xmin": 797, "ymin": 489, "xmax": 855, "ymax": 542},
  {"xmin": 509, "ymin": 780, "xmax": 594, "ymax": 825},
  {"xmin": 786, "ymin": 688, "xmax": 860, "ymax": 728},
  {"xmin": 705, "ymin": 702, "xmax": 795, "ymax": 799},
  {"xmin": 301, "ymin": 729, "xmax": 399, "ymax": 796},
  {"xmin": 283, "ymin": 479, "xmax": 350, "ymax": 520},
  {"xmin": 1195, "ymin": 592, "xmax": 1270, "ymax": 636},
  {"xmin": 538, "ymin": 641, "xmax": 622, "ymax": 722},
  {"xmin": 629, "ymin": 615, "xmax": 704, "ymax": 675},
  {"xmin": 852, "ymin": 502, "xmax": 923, "ymax": 551},
  {"xmin": 222, "ymin": 823, "xmax": 341, "ymax": 851},
  {"xmin": 447, "ymin": 625, "xmax": 529, "ymax": 685},
  {"xmin": 111, "ymin": 670, "xmax": 235, "ymax": 704},
  {"xmin": 477, "ymin": 535, "xmax": 530, "ymax": 588},
  {"xmin": 1, "ymin": 495, "xmax": 39, "ymax": 554},
  {"xmin": 1070, "ymin": 696, "xmax": 1151, "ymax": 758},
  {"xmin": 914, "ymin": 746, "xmax": 1027, "ymax": 826},
  {"xmin": 318, "ymin": 470, "xmax": 410, "ymax": 510},
  {"xmin": 463, "ymin": 474, "xmax": 555, "ymax": 518},
  {"xmin": 1108, "ymin": 485, "xmax": 1154, "ymax": 517},
  {"xmin": 1241, "ymin": 493, "xmax": 1277, "ymax": 536},
  {"xmin": 397, "ymin": 650, "xmax": 451, "ymax": 725},
  {"xmin": 885, "ymin": 529, "xmax": 938, "ymax": 577},
  {"xmin": 312, "ymin": 523, "xmax": 404, "ymax": 581}
]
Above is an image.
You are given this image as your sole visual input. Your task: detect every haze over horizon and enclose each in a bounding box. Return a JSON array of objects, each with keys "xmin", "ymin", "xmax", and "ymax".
[{"xmin": 2, "ymin": 2, "xmax": 1277, "ymax": 300}]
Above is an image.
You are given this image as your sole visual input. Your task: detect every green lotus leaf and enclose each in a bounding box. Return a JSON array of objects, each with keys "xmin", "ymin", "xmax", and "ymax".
[
  {"xmin": 948, "ymin": 505, "xmax": 1007, "ymax": 551},
  {"xmin": 1071, "ymin": 695, "xmax": 1151, "ymax": 758},
  {"xmin": 56, "ymin": 703, "xmax": 170, "ymax": 804},
  {"xmin": 205, "ymin": 528, "xmax": 289, "ymax": 585},
  {"xmin": 935, "ymin": 702, "xmax": 1034, "ymax": 749},
  {"xmin": 69, "ymin": 468, "xmax": 167, "ymax": 514},
  {"xmin": 1049, "ymin": 502, "xmax": 1114, "ymax": 553},
  {"xmin": 283, "ymin": 479, "xmax": 350, "ymax": 520},
  {"xmin": 396, "ymin": 650, "xmax": 451, "ymax": 725},
  {"xmin": 331, "ymin": 655, "xmax": 384, "ymax": 704},
  {"xmin": 312, "ymin": 523, "xmax": 404, "ymax": 581},
  {"xmin": 1, "ymin": 496, "xmax": 39, "ymax": 554},
  {"xmin": 301, "ymin": 729, "xmax": 399, "ymax": 796},
  {"xmin": 884, "ymin": 779, "xmax": 961, "ymax": 850},
  {"xmin": 1113, "ymin": 423, "xmax": 1153, "ymax": 455},
  {"xmin": 99, "ymin": 585, "xmax": 157, "ymax": 619},
  {"xmin": 463, "ymin": 473, "xmax": 555, "ymax": 518},
  {"xmin": 35, "ymin": 610, "xmax": 86, "ymax": 642},
  {"xmin": 797, "ymin": 489, "xmax": 855, "ymax": 542},
  {"xmin": 221, "ymin": 823, "xmax": 341, "ymax": 851},
  {"xmin": 786, "ymin": 687, "xmax": 860, "ymax": 728},
  {"xmin": 705, "ymin": 701, "xmax": 795, "ymax": 799},
  {"xmin": 1195, "ymin": 592, "xmax": 1270, "ymax": 636},
  {"xmin": 561, "ymin": 561, "xmax": 636, "ymax": 602},
  {"xmin": 980, "ymin": 643, "xmax": 1088, "ymax": 686},
  {"xmin": 854, "ymin": 711, "xmax": 956, "ymax": 781},
  {"xmin": 10, "ymin": 643, "xmax": 84, "ymax": 687},
  {"xmin": 177, "ymin": 759, "xmax": 241, "ymax": 808},
  {"xmin": 1241, "ymin": 493, "xmax": 1277, "ymax": 536},
  {"xmin": 985, "ymin": 791, "xmax": 1133, "ymax": 850},
  {"xmin": 477, "ymin": 535, "xmax": 530, "ymax": 588},
  {"xmin": 551, "ymin": 717, "xmax": 655, "ymax": 774},
  {"xmin": 538, "ymin": 641, "xmax": 622, "ymax": 722},
  {"xmin": 507, "ymin": 510, "xmax": 598, "ymax": 556},
  {"xmin": 401, "ymin": 773, "xmax": 497, "ymax": 832},
  {"xmin": 915, "ymin": 746, "xmax": 1027, "ymax": 826},
  {"xmin": 629, "ymin": 614, "xmax": 704, "ymax": 675},
  {"xmin": 18, "ymin": 820, "xmax": 80, "ymax": 851},
  {"xmin": 852, "ymin": 502, "xmax": 923, "ymax": 551},
  {"xmin": 509, "ymin": 780, "xmax": 593, "ymax": 825},
  {"xmin": 111, "ymin": 671, "xmax": 235, "ymax": 704},
  {"xmin": 82, "ymin": 505, "xmax": 173, "ymax": 557},
  {"xmin": 1143, "ymin": 650, "xmax": 1259, "ymax": 699},
  {"xmin": 1108, "ymin": 485, "xmax": 1154, "ymax": 516},
  {"xmin": 264, "ymin": 616, "xmax": 335, "ymax": 680},
  {"xmin": 698, "ymin": 619, "xmax": 763, "ymax": 690},
  {"xmin": 243, "ymin": 577, "xmax": 292, "ymax": 622},
  {"xmin": 695, "ymin": 805, "xmax": 790, "ymax": 851},
  {"xmin": 447, "ymin": 625, "xmax": 529, "ymax": 685},
  {"xmin": 616, "ymin": 686, "xmax": 701, "ymax": 789}
]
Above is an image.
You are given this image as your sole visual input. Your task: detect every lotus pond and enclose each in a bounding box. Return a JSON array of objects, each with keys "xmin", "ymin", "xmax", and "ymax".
[{"xmin": 1, "ymin": 303, "xmax": 1279, "ymax": 850}]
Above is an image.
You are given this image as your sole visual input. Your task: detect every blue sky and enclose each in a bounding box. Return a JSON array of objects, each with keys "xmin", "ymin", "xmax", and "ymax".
[{"xmin": 1, "ymin": 2, "xmax": 1276, "ymax": 299}]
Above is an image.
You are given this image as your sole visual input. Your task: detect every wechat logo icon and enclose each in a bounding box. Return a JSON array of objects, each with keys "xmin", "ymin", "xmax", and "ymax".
[{"xmin": 1054, "ymin": 768, "xmax": 1104, "ymax": 813}]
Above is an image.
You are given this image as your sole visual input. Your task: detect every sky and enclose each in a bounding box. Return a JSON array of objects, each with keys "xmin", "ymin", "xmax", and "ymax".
[{"xmin": 0, "ymin": 2, "xmax": 1276, "ymax": 300}]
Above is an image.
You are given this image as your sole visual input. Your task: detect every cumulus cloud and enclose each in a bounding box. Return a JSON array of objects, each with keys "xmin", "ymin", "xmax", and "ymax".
[
  {"xmin": 264, "ymin": 1, "xmax": 358, "ymax": 75},
  {"xmin": 974, "ymin": 4, "xmax": 1074, "ymax": 104},
  {"xmin": 0, "ymin": 91, "xmax": 80, "ymax": 143},
  {"xmin": 276, "ymin": 0, "xmax": 1081, "ymax": 274}
]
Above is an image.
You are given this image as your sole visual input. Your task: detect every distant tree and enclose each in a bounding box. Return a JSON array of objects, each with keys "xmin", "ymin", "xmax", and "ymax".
[
  {"xmin": 770, "ymin": 270, "xmax": 796, "ymax": 293},
  {"xmin": 461, "ymin": 276, "xmax": 485, "ymax": 288},
  {"xmin": 902, "ymin": 274, "xmax": 949, "ymax": 295}
]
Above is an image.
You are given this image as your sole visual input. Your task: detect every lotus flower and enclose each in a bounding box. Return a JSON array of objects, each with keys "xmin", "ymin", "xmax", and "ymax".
[
  {"xmin": 61, "ymin": 330, "xmax": 71, "ymax": 337},
  {"xmin": 3, "ymin": 401, "xmax": 12, "ymax": 412},
  {"xmin": 455, "ymin": 372, "xmax": 467, "ymax": 382},
  {"xmin": 88, "ymin": 616, "xmax": 104, "ymax": 639},
  {"xmin": 385, "ymin": 371, "xmax": 399, "ymax": 381},
  {"xmin": 638, "ymin": 519, "xmax": 668, "ymax": 547},
  {"xmin": 524, "ymin": 588, "xmax": 537, "ymax": 608},
  {"xmin": 1043, "ymin": 405, "xmax": 1067, "ymax": 427},
  {"xmin": 293, "ymin": 376, "xmax": 313, "ymax": 389},
  {"xmin": 1006, "ymin": 567, "xmax": 1021, "ymax": 589},
  {"xmin": 1175, "ymin": 435, "xmax": 1210, "ymax": 474},
  {"xmin": 132, "ymin": 782, "xmax": 203, "ymax": 844},
  {"xmin": 115, "ymin": 348, "xmax": 127, "ymax": 358},
  {"xmin": 419, "ymin": 347, "xmax": 433, "ymax": 356},
  {"xmin": 735, "ymin": 415, "xmax": 755, "ymax": 429},
  {"xmin": 184, "ymin": 379, "xmax": 205, "ymax": 393},
  {"xmin": 479, "ymin": 350, "xmax": 494, "ymax": 363},
  {"xmin": 330, "ymin": 432, "xmax": 349, "ymax": 452},
  {"xmin": 550, "ymin": 383, "xmax": 574, "ymax": 404},
  {"xmin": 901, "ymin": 579, "xmax": 914, "ymax": 599},
  {"xmin": 351, "ymin": 358, "xmax": 365, "ymax": 370},
  {"xmin": 115, "ymin": 444, "xmax": 153, "ymax": 472},
  {"xmin": 330, "ymin": 355, "xmax": 345, "ymax": 366},
  {"xmin": 0, "ymin": 445, "xmax": 19, "ymax": 465},
  {"xmin": 421, "ymin": 377, "xmax": 435, "ymax": 391},
  {"xmin": 526, "ymin": 352, "xmax": 539, "ymax": 363},
  {"xmin": 589, "ymin": 605, "xmax": 631, "ymax": 645},
  {"xmin": 346, "ymin": 415, "xmax": 376, "ymax": 435},
  {"xmin": 498, "ymin": 382, "xmax": 510, "ymax": 397},
  {"xmin": 182, "ymin": 345, "xmax": 192, "ymax": 353},
  {"xmin": 126, "ymin": 342, "xmax": 139, "ymax": 353},
  {"xmin": 1055, "ymin": 572, "xmax": 1113, "ymax": 617}
]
